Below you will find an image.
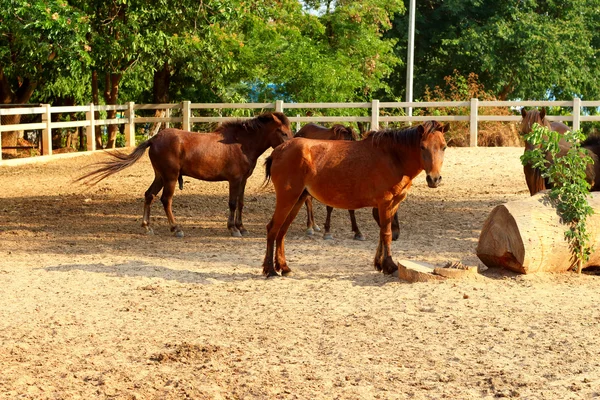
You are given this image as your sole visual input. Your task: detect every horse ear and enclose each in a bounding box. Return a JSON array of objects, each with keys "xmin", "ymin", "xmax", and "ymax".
[
  {"xmin": 442, "ymin": 123, "xmax": 450, "ymax": 133},
  {"xmin": 271, "ymin": 113, "xmax": 282, "ymax": 125},
  {"xmin": 521, "ymin": 108, "xmax": 527, "ymax": 118},
  {"xmin": 540, "ymin": 108, "xmax": 546, "ymax": 120},
  {"xmin": 417, "ymin": 124, "xmax": 425, "ymax": 137}
]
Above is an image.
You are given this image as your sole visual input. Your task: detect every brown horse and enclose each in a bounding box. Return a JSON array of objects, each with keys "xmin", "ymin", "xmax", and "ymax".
[
  {"xmin": 262, "ymin": 121, "xmax": 449, "ymax": 277},
  {"xmin": 519, "ymin": 108, "xmax": 600, "ymax": 194},
  {"xmin": 77, "ymin": 112, "xmax": 293, "ymax": 237},
  {"xmin": 294, "ymin": 123, "xmax": 365, "ymax": 240}
]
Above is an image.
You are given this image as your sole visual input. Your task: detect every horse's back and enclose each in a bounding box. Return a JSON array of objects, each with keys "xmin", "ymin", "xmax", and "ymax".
[{"xmin": 550, "ymin": 121, "xmax": 570, "ymax": 134}]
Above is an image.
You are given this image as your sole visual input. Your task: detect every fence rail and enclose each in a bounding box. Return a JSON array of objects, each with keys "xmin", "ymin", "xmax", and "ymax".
[{"xmin": 1, "ymin": 98, "xmax": 600, "ymax": 162}]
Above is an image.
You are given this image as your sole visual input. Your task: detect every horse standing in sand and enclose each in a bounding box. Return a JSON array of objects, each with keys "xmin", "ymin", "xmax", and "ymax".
[
  {"xmin": 520, "ymin": 108, "xmax": 600, "ymax": 195},
  {"xmin": 294, "ymin": 123, "xmax": 365, "ymax": 240},
  {"xmin": 77, "ymin": 112, "xmax": 293, "ymax": 237},
  {"xmin": 262, "ymin": 121, "xmax": 449, "ymax": 277}
]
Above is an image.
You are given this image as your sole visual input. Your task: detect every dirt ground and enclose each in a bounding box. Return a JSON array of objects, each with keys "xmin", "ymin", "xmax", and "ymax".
[{"xmin": 1, "ymin": 146, "xmax": 600, "ymax": 399}]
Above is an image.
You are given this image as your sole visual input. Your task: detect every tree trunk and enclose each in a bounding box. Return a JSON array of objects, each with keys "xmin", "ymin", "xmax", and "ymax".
[
  {"xmin": 92, "ymin": 70, "xmax": 103, "ymax": 149},
  {"xmin": 0, "ymin": 66, "xmax": 37, "ymax": 155},
  {"xmin": 103, "ymin": 72, "xmax": 122, "ymax": 148},
  {"xmin": 476, "ymin": 191, "xmax": 600, "ymax": 273},
  {"xmin": 151, "ymin": 62, "xmax": 171, "ymax": 134}
]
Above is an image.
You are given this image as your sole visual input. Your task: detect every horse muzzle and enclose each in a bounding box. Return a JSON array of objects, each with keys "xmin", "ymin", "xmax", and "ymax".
[{"xmin": 426, "ymin": 175, "xmax": 442, "ymax": 188}]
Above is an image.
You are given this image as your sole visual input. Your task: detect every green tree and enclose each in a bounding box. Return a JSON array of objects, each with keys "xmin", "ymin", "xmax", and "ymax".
[
  {"xmin": 0, "ymin": 0, "xmax": 89, "ymax": 150},
  {"xmin": 387, "ymin": 0, "xmax": 600, "ymax": 101}
]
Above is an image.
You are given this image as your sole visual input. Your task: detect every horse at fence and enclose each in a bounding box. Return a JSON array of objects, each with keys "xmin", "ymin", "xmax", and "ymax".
[
  {"xmin": 262, "ymin": 120, "xmax": 449, "ymax": 277},
  {"xmin": 77, "ymin": 112, "xmax": 293, "ymax": 237},
  {"xmin": 294, "ymin": 123, "xmax": 365, "ymax": 240},
  {"xmin": 520, "ymin": 108, "xmax": 600, "ymax": 194}
]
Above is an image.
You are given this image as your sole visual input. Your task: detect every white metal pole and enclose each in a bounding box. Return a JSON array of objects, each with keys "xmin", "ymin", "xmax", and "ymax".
[{"xmin": 406, "ymin": 0, "xmax": 416, "ymax": 118}]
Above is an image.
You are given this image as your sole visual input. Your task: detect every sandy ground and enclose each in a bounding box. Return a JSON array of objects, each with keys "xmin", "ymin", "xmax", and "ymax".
[{"xmin": 1, "ymin": 146, "xmax": 600, "ymax": 399}]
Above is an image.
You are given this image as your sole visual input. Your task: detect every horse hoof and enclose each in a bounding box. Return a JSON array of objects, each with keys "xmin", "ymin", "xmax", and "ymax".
[
  {"xmin": 354, "ymin": 233, "xmax": 366, "ymax": 241},
  {"xmin": 145, "ymin": 228, "xmax": 154, "ymax": 235},
  {"xmin": 306, "ymin": 227, "xmax": 315, "ymax": 236},
  {"xmin": 392, "ymin": 232, "xmax": 399, "ymax": 241},
  {"xmin": 230, "ymin": 229, "xmax": 242, "ymax": 238},
  {"xmin": 264, "ymin": 271, "xmax": 280, "ymax": 278},
  {"xmin": 314, "ymin": 225, "xmax": 321, "ymax": 232},
  {"xmin": 323, "ymin": 233, "xmax": 334, "ymax": 240},
  {"xmin": 174, "ymin": 231, "xmax": 184, "ymax": 238},
  {"xmin": 240, "ymin": 229, "xmax": 250, "ymax": 236}
]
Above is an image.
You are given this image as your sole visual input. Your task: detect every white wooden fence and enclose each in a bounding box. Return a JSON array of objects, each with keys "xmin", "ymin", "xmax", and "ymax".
[{"xmin": 2, "ymin": 98, "xmax": 600, "ymax": 163}]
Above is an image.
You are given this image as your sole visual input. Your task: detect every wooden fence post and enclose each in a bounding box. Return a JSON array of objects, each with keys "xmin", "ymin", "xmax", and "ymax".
[
  {"xmin": 165, "ymin": 108, "xmax": 170, "ymax": 129},
  {"xmin": 371, "ymin": 99, "xmax": 380, "ymax": 130},
  {"xmin": 182, "ymin": 101, "xmax": 191, "ymax": 131},
  {"xmin": 41, "ymin": 104, "xmax": 52, "ymax": 156},
  {"xmin": 470, "ymin": 98, "xmax": 478, "ymax": 147},
  {"xmin": 86, "ymin": 103, "xmax": 96, "ymax": 151},
  {"xmin": 275, "ymin": 100, "xmax": 284, "ymax": 113},
  {"xmin": 0, "ymin": 114, "xmax": 3, "ymax": 159},
  {"xmin": 296, "ymin": 115, "xmax": 301, "ymax": 133},
  {"xmin": 124, "ymin": 101, "xmax": 135, "ymax": 147},
  {"xmin": 573, "ymin": 97, "xmax": 581, "ymax": 132}
]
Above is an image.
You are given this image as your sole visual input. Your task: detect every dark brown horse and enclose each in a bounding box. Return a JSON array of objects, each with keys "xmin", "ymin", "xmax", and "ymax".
[
  {"xmin": 520, "ymin": 108, "xmax": 600, "ymax": 194},
  {"xmin": 294, "ymin": 123, "xmax": 365, "ymax": 240},
  {"xmin": 262, "ymin": 121, "xmax": 449, "ymax": 277},
  {"xmin": 77, "ymin": 112, "xmax": 293, "ymax": 237}
]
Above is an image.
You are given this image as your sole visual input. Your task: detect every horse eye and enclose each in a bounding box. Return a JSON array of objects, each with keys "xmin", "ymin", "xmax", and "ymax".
[
  {"xmin": 420, "ymin": 144, "xmax": 425, "ymax": 150},
  {"xmin": 443, "ymin": 146, "xmax": 447, "ymax": 151}
]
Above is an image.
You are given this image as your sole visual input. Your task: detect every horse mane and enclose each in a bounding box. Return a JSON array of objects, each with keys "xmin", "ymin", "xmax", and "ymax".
[
  {"xmin": 215, "ymin": 112, "xmax": 290, "ymax": 138},
  {"xmin": 582, "ymin": 133, "xmax": 600, "ymax": 149},
  {"xmin": 331, "ymin": 124, "xmax": 358, "ymax": 141},
  {"xmin": 520, "ymin": 109, "xmax": 551, "ymax": 135},
  {"xmin": 363, "ymin": 121, "xmax": 444, "ymax": 147}
]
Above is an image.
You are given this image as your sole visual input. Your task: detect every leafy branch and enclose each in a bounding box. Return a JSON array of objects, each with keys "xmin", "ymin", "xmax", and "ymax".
[{"xmin": 520, "ymin": 123, "xmax": 594, "ymax": 273}]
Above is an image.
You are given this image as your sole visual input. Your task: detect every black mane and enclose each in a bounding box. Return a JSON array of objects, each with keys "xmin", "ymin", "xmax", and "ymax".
[
  {"xmin": 364, "ymin": 121, "xmax": 444, "ymax": 147},
  {"xmin": 215, "ymin": 112, "xmax": 290, "ymax": 137}
]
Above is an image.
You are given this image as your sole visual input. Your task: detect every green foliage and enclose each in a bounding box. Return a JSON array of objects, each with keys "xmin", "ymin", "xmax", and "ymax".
[
  {"xmin": 520, "ymin": 123, "xmax": 595, "ymax": 272},
  {"xmin": 387, "ymin": 0, "xmax": 600, "ymax": 101}
]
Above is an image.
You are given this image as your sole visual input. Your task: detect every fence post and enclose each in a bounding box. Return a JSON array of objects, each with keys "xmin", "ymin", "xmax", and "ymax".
[
  {"xmin": 165, "ymin": 108, "xmax": 170, "ymax": 129},
  {"xmin": 182, "ymin": 101, "xmax": 191, "ymax": 131},
  {"xmin": 573, "ymin": 97, "xmax": 581, "ymax": 132},
  {"xmin": 275, "ymin": 100, "xmax": 284, "ymax": 113},
  {"xmin": 86, "ymin": 103, "xmax": 96, "ymax": 151},
  {"xmin": 41, "ymin": 104, "xmax": 52, "ymax": 156},
  {"xmin": 371, "ymin": 99, "xmax": 380, "ymax": 130},
  {"xmin": 0, "ymin": 114, "xmax": 3, "ymax": 159},
  {"xmin": 296, "ymin": 114, "xmax": 301, "ymax": 133},
  {"xmin": 470, "ymin": 98, "xmax": 478, "ymax": 147},
  {"xmin": 124, "ymin": 101, "xmax": 135, "ymax": 147}
]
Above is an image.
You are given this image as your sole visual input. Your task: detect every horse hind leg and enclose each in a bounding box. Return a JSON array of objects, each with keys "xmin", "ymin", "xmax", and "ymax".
[
  {"xmin": 142, "ymin": 176, "xmax": 164, "ymax": 235},
  {"xmin": 160, "ymin": 178, "xmax": 184, "ymax": 238},
  {"xmin": 275, "ymin": 190, "xmax": 311, "ymax": 276},
  {"xmin": 263, "ymin": 188, "xmax": 309, "ymax": 277},
  {"xmin": 349, "ymin": 210, "xmax": 365, "ymax": 241}
]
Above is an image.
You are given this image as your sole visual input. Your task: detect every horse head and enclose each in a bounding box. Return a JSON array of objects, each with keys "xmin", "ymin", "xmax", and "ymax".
[
  {"xmin": 259, "ymin": 112, "xmax": 293, "ymax": 148},
  {"xmin": 419, "ymin": 121, "xmax": 449, "ymax": 188},
  {"xmin": 520, "ymin": 108, "xmax": 549, "ymax": 136}
]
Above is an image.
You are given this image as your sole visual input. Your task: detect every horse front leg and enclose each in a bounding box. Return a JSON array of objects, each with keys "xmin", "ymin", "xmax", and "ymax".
[
  {"xmin": 234, "ymin": 178, "xmax": 249, "ymax": 236},
  {"xmin": 274, "ymin": 190, "xmax": 310, "ymax": 275},
  {"xmin": 227, "ymin": 180, "xmax": 243, "ymax": 237},
  {"xmin": 349, "ymin": 210, "xmax": 365, "ymax": 241},
  {"xmin": 373, "ymin": 207, "xmax": 400, "ymax": 241},
  {"xmin": 375, "ymin": 205, "xmax": 398, "ymax": 275}
]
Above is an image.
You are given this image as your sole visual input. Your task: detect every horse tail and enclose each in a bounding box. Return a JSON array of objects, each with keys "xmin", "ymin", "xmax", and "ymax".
[
  {"xmin": 75, "ymin": 139, "xmax": 153, "ymax": 186},
  {"xmin": 263, "ymin": 155, "xmax": 274, "ymax": 187}
]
